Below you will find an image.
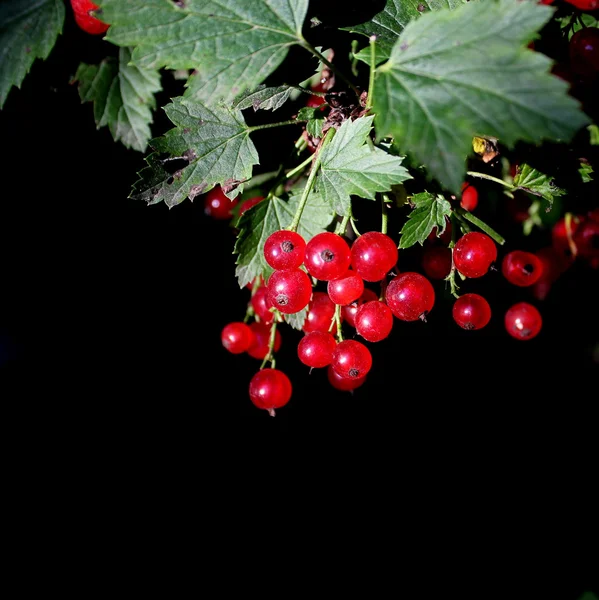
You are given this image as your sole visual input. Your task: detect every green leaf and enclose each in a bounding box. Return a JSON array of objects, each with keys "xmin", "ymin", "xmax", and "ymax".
[
  {"xmin": 513, "ymin": 163, "xmax": 566, "ymax": 206},
  {"xmin": 98, "ymin": 0, "xmax": 308, "ymax": 104},
  {"xmin": 71, "ymin": 47, "xmax": 162, "ymax": 153},
  {"xmin": 234, "ymin": 192, "xmax": 335, "ymax": 289},
  {"xmin": 588, "ymin": 124, "xmax": 599, "ymax": 146},
  {"xmin": 130, "ymin": 97, "xmax": 259, "ymax": 208},
  {"xmin": 232, "ymin": 84, "xmax": 294, "ymax": 112},
  {"xmin": 399, "ymin": 192, "xmax": 452, "ymax": 249},
  {"xmin": 579, "ymin": 161, "xmax": 593, "ymax": 183},
  {"xmin": 283, "ymin": 306, "xmax": 309, "ymax": 331},
  {"xmin": 315, "ymin": 116, "xmax": 412, "ymax": 217},
  {"xmin": 373, "ymin": 0, "xmax": 591, "ymax": 197},
  {"xmin": 345, "ymin": 0, "xmax": 472, "ymax": 66},
  {"xmin": 0, "ymin": 0, "xmax": 64, "ymax": 109}
]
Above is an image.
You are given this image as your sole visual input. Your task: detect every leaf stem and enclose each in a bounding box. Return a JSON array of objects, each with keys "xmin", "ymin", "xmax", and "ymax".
[
  {"xmin": 285, "ymin": 154, "xmax": 314, "ymax": 180},
  {"xmin": 248, "ymin": 119, "xmax": 307, "ymax": 133},
  {"xmin": 287, "ymin": 127, "xmax": 336, "ymax": 232},
  {"xmin": 335, "ymin": 213, "xmax": 350, "ymax": 236},
  {"xmin": 454, "ymin": 206, "xmax": 505, "ymax": 245},
  {"xmin": 300, "ymin": 39, "xmax": 361, "ymax": 97},
  {"xmin": 466, "ymin": 170, "xmax": 514, "ymax": 190},
  {"xmin": 334, "ymin": 304, "xmax": 344, "ymax": 343},
  {"xmin": 366, "ymin": 35, "xmax": 377, "ymax": 113},
  {"xmin": 381, "ymin": 193, "xmax": 388, "ymax": 235}
]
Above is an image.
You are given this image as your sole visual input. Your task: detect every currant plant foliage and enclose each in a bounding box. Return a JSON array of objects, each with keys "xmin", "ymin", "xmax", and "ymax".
[{"xmin": 1, "ymin": 0, "xmax": 598, "ymax": 411}]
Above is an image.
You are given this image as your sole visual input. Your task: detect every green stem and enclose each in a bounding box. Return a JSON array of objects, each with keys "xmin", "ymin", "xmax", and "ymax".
[
  {"xmin": 335, "ymin": 213, "xmax": 350, "ymax": 236},
  {"xmin": 285, "ymin": 154, "xmax": 314, "ymax": 180},
  {"xmin": 260, "ymin": 315, "xmax": 281, "ymax": 370},
  {"xmin": 287, "ymin": 127, "xmax": 336, "ymax": 232},
  {"xmin": 466, "ymin": 170, "xmax": 515, "ymax": 190},
  {"xmin": 455, "ymin": 206, "xmax": 505, "ymax": 245},
  {"xmin": 300, "ymin": 39, "xmax": 361, "ymax": 97},
  {"xmin": 333, "ymin": 304, "xmax": 344, "ymax": 343},
  {"xmin": 381, "ymin": 194, "xmax": 388, "ymax": 235},
  {"xmin": 366, "ymin": 35, "xmax": 377, "ymax": 112},
  {"xmin": 248, "ymin": 119, "xmax": 307, "ymax": 133}
]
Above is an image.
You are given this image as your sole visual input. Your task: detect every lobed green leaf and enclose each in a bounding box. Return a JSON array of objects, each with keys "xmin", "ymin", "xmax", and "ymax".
[
  {"xmin": 72, "ymin": 48, "xmax": 162, "ymax": 153},
  {"xmin": 0, "ymin": 0, "xmax": 64, "ymax": 109},
  {"xmin": 373, "ymin": 0, "xmax": 591, "ymax": 197}
]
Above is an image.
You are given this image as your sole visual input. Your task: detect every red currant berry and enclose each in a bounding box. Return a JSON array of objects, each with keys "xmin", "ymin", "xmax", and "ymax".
[
  {"xmin": 501, "ymin": 250, "xmax": 544, "ymax": 287},
  {"xmin": 304, "ymin": 232, "xmax": 352, "ymax": 281},
  {"xmin": 303, "ymin": 291, "xmax": 337, "ymax": 334},
  {"xmin": 452, "ymin": 294, "xmax": 492, "ymax": 330},
  {"xmin": 460, "ymin": 182, "xmax": 479, "ymax": 211},
  {"xmin": 250, "ymin": 285, "xmax": 275, "ymax": 325},
  {"xmin": 297, "ymin": 331, "xmax": 337, "ymax": 369},
  {"xmin": 306, "ymin": 94, "xmax": 327, "ymax": 109},
  {"xmin": 266, "ymin": 268, "xmax": 313, "ymax": 314},
  {"xmin": 504, "ymin": 302, "xmax": 543, "ymax": 341},
  {"xmin": 263, "ymin": 229, "xmax": 307, "ymax": 270},
  {"xmin": 247, "ymin": 322, "xmax": 282, "ymax": 360},
  {"xmin": 453, "ymin": 232, "xmax": 498, "ymax": 278},
  {"xmin": 341, "ymin": 288, "xmax": 378, "ymax": 328},
  {"xmin": 569, "ymin": 27, "xmax": 599, "ymax": 77},
  {"xmin": 71, "ymin": 0, "xmax": 109, "ymax": 34},
  {"xmin": 327, "ymin": 365, "xmax": 367, "ymax": 391},
  {"xmin": 331, "ymin": 339, "xmax": 373, "ymax": 380},
  {"xmin": 421, "ymin": 245, "xmax": 452, "ymax": 280},
  {"xmin": 564, "ymin": 1, "xmax": 599, "ymax": 13},
  {"xmin": 552, "ymin": 215, "xmax": 581, "ymax": 260},
  {"xmin": 221, "ymin": 321, "xmax": 255, "ymax": 354},
  {"xmin": 532, "ymin": 246, "xmax": 573, "ymax": 301},
  {"xmin": 327, "ymin": 269, "xmax": 365, "ymax": 306},
  {"xmin": 204, "ymin": 186, "xmax": 238, "ymax": 220},
  {"xmin": 238, "ymin": 195, "xmax": 265, "ymax": 218},
  {"xmin": 249, "ymin": 368, "xmax": 292, "ymax": 416},
  {"xmin": 354, "ymin": 300, "xmax": 394, "ymax": 342},
  {"xmin": 573, "ymin": 218, "xmax": 599, "ymax": 260},
  {"xmin": 385, "ymin": 272, "xmax": 435, "ymax": 322},
  {"xmin": 427, "ymin": 218, "xmax": 452, "ymax": 245},
  {"xmin": 350, "ymin": 231, "xmax": 399, "ymax": 282}
]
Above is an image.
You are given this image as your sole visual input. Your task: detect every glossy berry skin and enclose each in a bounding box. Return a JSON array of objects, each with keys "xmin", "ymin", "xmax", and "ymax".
[
  {"xmin": 341, "ymin": 288, "xmax": 378, "ymax": 328},
  {"xmin": 453, "ymin": 232, "xmax": 498, "ymax": 278},
  {"xmin": 327, "ymin": 269, "xmax": 365, "ymax": 306},
  {"xmin": 354, "ymin": 300, "xmax": 394, "ymax": 342},
  {"xmin": 385, "ymin": 272, "xmax": 435, "ymax": 322},
  {"xmin": 237, "ymin": 195, "xmax": 265, "ymax": 219},
  {"xmin": 573, "ymin": 218, "xmax": 599, "ymax": 260},
  {"xmin": 460, "ymin": 182, "xmax": 479, "ymax": 211},
  {"xmin": 221, "ymin": 321, "xmax": 255, "ymax": 354},
  {"xmin": 327, "ymin": 365, "xmax": 367, "ymax": 392},
  {"xmin": 249, "ymin": 368, "xmax": 292, "ymax": 416},
  {"xmin": 263, "ymin": 230, "xmax": 306, "ymax": 270},
  {"xmin": 71, "ymin": 0, "xmax": 109, "ymax": 34},
  {"xmin": 247, "ymin": 322, "xmax": 282, "ymax": 360},
  {"xmin": 421, "ymin": 245, "xmax": 452, "ymax": 280},
  {"xmin": 266, "ymin": 268, "xmax": 313, "ymax": 314},
  {"xmin": 350, "ymin": 231, "xmax": 399, "ymax": 282},
  {"xmin": 250, "ymin": 285, "xmax": 275, "ymax": 325},
  {"xmin": 452, "ymin": 294, "xmax": 492, "ymax": 331},
  {"xmin": 297, "ymin": 331, "xmax": 336, "ymax": 369},
  {"xmin": 304, "ymin": 232, "xmax": 352, "ymax": 281},
  {"xmin": 303, "ymin": 291, "xmax": 337, "ymax": 334},
  {"xmin": 569, "ymin": 27, "xmax": 599, "ymax": 77},
  {"xmin": 331, "ymin": 339, "xmax": 373, "ymax": 380},
  {"xmin": 501, "ymin": 250, "xmax": 544, "ymax": 287},
  {"xmin": 504, "ymin": 302, "xmax": 543, "ymax": 341},
  {"xmin": 564, "ymin": 1, "xmax": 599, "ymax": 11},
  {"xmin": 204, "ymin": 186, "xmax": 238, "ymax": 220}
]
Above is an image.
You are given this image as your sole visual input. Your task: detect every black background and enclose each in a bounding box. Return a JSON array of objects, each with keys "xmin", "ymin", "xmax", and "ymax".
[
  {"xmin": 0, "ymin": 5, "xmax": 597, "ymax": 445},
  {"xmin": 0, "ymin": 3, "xmax": 597, "ymax": 587}
]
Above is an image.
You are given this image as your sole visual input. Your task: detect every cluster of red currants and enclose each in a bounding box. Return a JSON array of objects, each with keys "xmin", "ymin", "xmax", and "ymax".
[
  {"xmin": 70, "ymin": 0, "xmax": 110, "ymax": 35},
  {"xmin": 219, "ymin": 211, "xmax": 561, "ymax": 415}
]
